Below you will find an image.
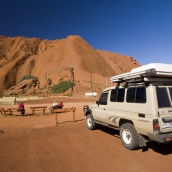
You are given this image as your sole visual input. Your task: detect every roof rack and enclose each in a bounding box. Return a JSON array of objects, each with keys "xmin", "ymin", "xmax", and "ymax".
[{"xmin": 110, "ymin": 63, "xmax": 172, "ymax": 83}]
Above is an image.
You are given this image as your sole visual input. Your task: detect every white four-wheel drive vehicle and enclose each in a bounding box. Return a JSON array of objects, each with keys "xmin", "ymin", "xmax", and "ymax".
[{"xmin": 83, "ymin": 63, "xmax": 172, "ymax": 150}]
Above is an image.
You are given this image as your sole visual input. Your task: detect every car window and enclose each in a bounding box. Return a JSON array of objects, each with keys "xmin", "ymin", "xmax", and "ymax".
[
  {"xmin": 135, "ymin": 87, "xmax": 146, "ymax": 103},
  {"xmin": 156, "ymin": 87, "xmax": 170, "ymax": 108},
  {"xmin": 110, "ymin": 89, "xmax": 117, "ymax": 102},
  {"xmin": 127, "ymin": 86, "xmax": 146, "ymax": 103},
  {"xmin": 126, "ymin": 87, "xmax": 135, "ymax": 102},
  {"xmin": 99, "ymin": 93, "xmax": 108, "ymax": 105},
  {"xmin": 110, "ymin": 88, "xmax": 125, "ymax": 102}
]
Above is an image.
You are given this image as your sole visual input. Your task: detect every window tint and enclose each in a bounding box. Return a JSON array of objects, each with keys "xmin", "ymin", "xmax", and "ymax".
[
  {"xmin": 127, "ymin": 87, "xmax": 146, "ymax": 103},
  {"xmin": 117, "ymin": 89, "xmax": 125, "ymax": 102},
  {"xmin": 126, "ymin": 88, "xmax": 135, "ymax": 102},
  {"xmin": 136, "ymin": 87, "xmax": 146, "ymax": 103},
  {"xmin": 156, "ymin": 87, "xmax": 170, "ymax": 108},
  {"xmin": 110, "ymin": 89, "xmax": 117, "ymax": 102},
  {"xmin": 99, "ymin": 93, "xmax": 108, "ymax": 105},
  {"xmin": 110, "ymin": 88, "xmax": 125, "ymax": 102}
]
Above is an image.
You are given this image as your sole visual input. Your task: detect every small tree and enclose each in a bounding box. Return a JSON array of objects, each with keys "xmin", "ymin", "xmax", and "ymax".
[
  {"xmin": 51, "ymin": 81, "xmax": 75, "ymax": 93},
  {"xmin": 19, "ymin": 74, "xmax": 35, "ymax": 83}
]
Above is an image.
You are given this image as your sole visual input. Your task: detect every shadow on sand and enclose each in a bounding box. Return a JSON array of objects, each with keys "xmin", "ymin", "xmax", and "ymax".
[
  {"xmin": 57, "ymin": 119, "xmax": 85, "ymax": 124},
  {"xmin": 15, "ymin": 113, "xmax": 34, "ymax": 116},
  {"xmin": 98, "ymin": 125, "xmax": 172, "ymax": 155}
]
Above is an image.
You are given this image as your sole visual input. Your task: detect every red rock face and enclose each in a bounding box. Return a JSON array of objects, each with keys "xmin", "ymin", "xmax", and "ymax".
[{"xmin": 0, "ymin": 35, "xmax": 140, "ymax": 96}]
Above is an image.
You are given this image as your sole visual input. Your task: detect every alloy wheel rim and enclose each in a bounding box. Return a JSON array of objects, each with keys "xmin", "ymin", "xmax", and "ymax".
[
  {"xmin": 87, "ymin": 118, "xmax": 92, "ymax": 127},
  {"xmin": 122, "ymin": 129, "xmax": 132, "ymax": 144}
]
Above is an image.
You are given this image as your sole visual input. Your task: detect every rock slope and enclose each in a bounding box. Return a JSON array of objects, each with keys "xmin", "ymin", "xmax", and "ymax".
[{"xmin": 0, "ymin": 35, "xmax": 140, "ymax": 96}]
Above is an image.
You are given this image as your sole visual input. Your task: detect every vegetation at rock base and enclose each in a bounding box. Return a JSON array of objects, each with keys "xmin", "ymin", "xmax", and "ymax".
[
  {"xmin": 19, "ymin": 74, "xmax": 35, "ymax": 83},
  {"xmin": 51, "ymin": 81, "xmax": 75, "ymax": 93},
  {"xmin": 0, "ymin": 90, "xmax": 3, "ymax": 98}
]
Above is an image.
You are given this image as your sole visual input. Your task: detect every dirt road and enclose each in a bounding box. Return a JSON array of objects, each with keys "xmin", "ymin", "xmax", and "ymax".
[{"xmin": 0, "ymin": 97, "xmax": 172, "ymax": 172}]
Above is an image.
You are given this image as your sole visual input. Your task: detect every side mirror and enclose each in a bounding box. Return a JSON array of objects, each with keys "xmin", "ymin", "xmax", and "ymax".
[{"xmin": 96, "ymin": 101, "xmax": 99, "ymax": 106}]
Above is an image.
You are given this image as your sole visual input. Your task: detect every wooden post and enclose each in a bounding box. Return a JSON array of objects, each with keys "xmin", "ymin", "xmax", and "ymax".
[
  {"xmin": 0, "ymin": 109, "xmax": 3, "ymax": 115},
  {"xmin": 54, "ymin": 107, "xmax": 76, "ymax": 125},
  {"xmin": 72, "ymin": 108, "xmax": 75, "ymax": 122},
  {"xmin": 9, "ymin": 109, "xmax": 12, "ymax": 116},
  {"xmin": 2, "ymin": 108, "xmax": 7, "ymax": 116},
  {"xmin": 55, "ymin": 113, "xmax": 58, "ymax": 126}
]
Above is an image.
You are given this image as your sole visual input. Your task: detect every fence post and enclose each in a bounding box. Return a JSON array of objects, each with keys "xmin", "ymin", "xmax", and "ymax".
[
  {"xmin": 72, "ymin": 108, "xmax": 75, "ymax": 122},
  {"xmin": 55, "ymin": 113, "xmax": 58, "ymax": 126}
]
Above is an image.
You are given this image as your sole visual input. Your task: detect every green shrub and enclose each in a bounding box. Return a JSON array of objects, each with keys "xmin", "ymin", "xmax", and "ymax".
[
  {"xmin": 51, "ymin": 81, "xmax": 75, "ymax": 93},
  {"xmin": 0, "ymin": 90, "xmax": 3, "ymax": 98},
  {"xmin": 19, "ymin": 74, "xmax": 35, "ymax": 83}
]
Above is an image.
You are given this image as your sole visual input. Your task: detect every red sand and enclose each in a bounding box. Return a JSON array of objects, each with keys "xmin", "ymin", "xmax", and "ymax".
[{"xmin": 0, "ymin": 97, "xmax": 172, "ymax": 172}]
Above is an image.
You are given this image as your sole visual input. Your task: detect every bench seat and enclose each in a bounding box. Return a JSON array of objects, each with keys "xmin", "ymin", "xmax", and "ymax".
[
  {"xmin": 0, "ymin": 107, "xmax": 24, "ymax": 116},
  {"xmin": 30, "ymin": 106, "xmax": 47, "ymax": 115},
  {"xmin": 0, "ymin": 108, "xmax": 8, "ymax": 116},
  {"xmin": 7, "ymin": 108, "xmax": 25, "ymax": 116}
]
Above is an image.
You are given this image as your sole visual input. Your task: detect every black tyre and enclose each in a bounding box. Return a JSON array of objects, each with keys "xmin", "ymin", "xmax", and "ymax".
[
  {"xmin": 120, "ymin": 123, "xmax": 139, "ymax": 150},
  {"xmin": 86, "ymin": 114, "xmax": 96, "ymax": 130}
]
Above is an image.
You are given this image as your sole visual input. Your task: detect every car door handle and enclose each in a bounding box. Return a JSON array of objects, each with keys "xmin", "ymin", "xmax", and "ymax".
[
  {"xmin": 103, "ymin": 109, "xmax": 106, "ymax": 110},
  {"xmin": 138, "ymin": 113, "xmax": 145, "ymax": 118}
]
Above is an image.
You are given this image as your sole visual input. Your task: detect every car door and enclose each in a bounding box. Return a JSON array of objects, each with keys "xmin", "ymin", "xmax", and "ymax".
[{"xmin": 93, "ymin": 92, "xmax": 108, "ymax": 123}]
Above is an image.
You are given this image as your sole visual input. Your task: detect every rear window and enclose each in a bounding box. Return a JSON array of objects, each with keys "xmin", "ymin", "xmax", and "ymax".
[{"xmin": 156, "ymin": 87, "xmax": 170, "ymax": 108}]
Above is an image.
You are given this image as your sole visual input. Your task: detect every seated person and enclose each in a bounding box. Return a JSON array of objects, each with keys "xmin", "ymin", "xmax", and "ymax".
[
  {"xmin": 52, "ymin": 101, "xmax": 59, "ymax": 108},
  {"xmin": 50, "ymin": 101, "xmax": 59, "ymax": 114},
  {"xmin": 58, "ymin": 100, "xmax": 64, "ymax": 108},
  {"xmin": 18, "ymin": 102, "xmax": 25, "ymax": 115}
]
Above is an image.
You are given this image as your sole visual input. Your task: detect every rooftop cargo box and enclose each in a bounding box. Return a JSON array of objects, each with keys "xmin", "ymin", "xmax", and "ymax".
[{"xmin": 110, "ymin": 63, "xmax": 172, "ymax": 83}]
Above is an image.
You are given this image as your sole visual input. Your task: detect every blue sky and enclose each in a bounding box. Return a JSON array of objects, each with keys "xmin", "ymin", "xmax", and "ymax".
[{"xmin": 0, "ymin": 0, "xmax": 172, "ymax": 65}]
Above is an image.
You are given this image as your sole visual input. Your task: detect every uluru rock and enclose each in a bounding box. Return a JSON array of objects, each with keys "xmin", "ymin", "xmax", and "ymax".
[{"xmin": 0, "ymin": 35, "xmax": 140, "ymax": 96}]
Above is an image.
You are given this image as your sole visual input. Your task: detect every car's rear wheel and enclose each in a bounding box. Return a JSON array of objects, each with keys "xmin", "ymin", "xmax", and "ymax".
[
  {"xmin": 120, "ymin": 123, "xmax": 139, "ymax": 150},
  {"xmin": 86, "ymin": 114, "xmax": 96, "ymax": 130}
]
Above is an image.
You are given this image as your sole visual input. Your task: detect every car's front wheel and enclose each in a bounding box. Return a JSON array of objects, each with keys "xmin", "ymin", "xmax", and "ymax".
[{"xmin": 86, "ymin": 114, "xmax": 96, "ymax": 130}]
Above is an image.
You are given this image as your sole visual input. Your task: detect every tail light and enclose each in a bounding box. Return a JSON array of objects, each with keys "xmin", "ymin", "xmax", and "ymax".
[{"xmin": 153, "ymin": 119, "xmax": 160, "ymax": 134}]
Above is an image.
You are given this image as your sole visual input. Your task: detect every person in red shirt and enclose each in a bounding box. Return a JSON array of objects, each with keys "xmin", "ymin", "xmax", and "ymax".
[{"xmin": 58, "ymin": 100, "xmax": 64, "ymax": 108}]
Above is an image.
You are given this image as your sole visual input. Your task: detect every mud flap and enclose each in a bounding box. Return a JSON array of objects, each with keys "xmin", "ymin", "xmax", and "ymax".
[{"xmin": 139, "ymin": 134, "xmax": 147, "ymax": 147}]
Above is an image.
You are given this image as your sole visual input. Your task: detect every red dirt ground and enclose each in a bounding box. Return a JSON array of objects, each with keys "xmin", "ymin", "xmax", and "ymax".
[{"xmin": 0, "ymin": 97, "xmax": 172, "ymax": 172}]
